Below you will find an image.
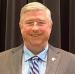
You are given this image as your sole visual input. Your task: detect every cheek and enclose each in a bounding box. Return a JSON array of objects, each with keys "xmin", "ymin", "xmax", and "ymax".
[
  {"xmin": 21, "ymin": 26, "xmax": 30, "ymax": 33},
  {"xmin": 39, "ymin": 26, "xmax": 46, "ymax": 32},
  {"xmin": 39, "ymin": 26, "xmax": 49, "ymax": 32}
]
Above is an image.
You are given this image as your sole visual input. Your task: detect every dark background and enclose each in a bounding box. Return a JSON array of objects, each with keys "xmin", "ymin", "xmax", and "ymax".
[{"xmin": 0, "ymin": 0, "xmax": 75, "ymax": 54}]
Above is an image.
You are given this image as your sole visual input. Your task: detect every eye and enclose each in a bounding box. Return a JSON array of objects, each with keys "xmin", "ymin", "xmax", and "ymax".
[
  {"xmin": 38, "ymin": 21, "xmax": 45, "ymax": 24},
  {"xmin": 38, "ymin": 21, "xmax": 46, "ymax": 26},
  {"xmin": 25, "ymin": 21, "xmax": 33, "ymax": 26}
]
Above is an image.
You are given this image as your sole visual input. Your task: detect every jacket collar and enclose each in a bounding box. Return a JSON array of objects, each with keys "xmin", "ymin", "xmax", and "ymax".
[
  {"xmin": 10, "ymin": 44, "xmax": 23, "ymax": 74},
  {"xmin": 10, "ymin": 44, "xmax": 62, "ymax": 74},
  {"xmin": 45, "ymin": 44, "xmax": 62, "ymax": 74}
]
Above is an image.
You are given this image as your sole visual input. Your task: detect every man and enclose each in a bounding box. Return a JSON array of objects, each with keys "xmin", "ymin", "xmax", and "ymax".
[{"xmin": 0, "ymin": 2, "xmax": 75, "ymax": 74}]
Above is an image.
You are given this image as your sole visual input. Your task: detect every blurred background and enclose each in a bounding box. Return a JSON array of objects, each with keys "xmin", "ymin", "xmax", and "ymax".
[{"xmin": 0, "ymin": 0, "xmax": 75, "ymax": 54}]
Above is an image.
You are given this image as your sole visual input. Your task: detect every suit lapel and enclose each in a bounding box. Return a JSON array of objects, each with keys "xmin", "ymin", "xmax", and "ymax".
[
  {"xmin": 10, "ymin": 44, "xmax": 23, "ymax": 74},
  {"xmin": 9, "ymin": 44, "xmax": 62, "ymax": 74},
  {"xmin": 45, "ymin": 45, "xmax": 62, "ymax": 74}
]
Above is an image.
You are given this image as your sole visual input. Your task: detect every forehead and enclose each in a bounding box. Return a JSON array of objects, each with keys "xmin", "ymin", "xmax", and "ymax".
[{"xmin": 21, "ymin": 10, "xmax": 49, "ymax": 21}]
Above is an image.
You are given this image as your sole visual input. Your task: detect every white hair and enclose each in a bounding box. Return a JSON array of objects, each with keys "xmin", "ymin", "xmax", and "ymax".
[{"xmin": 20, "ymin": 2, "xmax": 52, "ymax": 24}]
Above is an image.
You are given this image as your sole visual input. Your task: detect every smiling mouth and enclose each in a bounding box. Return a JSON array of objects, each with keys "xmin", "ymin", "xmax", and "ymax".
[
  {"xmin": 30, "ymin": 34, "xmax": 42, "ymax": 37},
  {"xmin": 31, "ymin": 35, "xmax": 40, "ymax": 37}
]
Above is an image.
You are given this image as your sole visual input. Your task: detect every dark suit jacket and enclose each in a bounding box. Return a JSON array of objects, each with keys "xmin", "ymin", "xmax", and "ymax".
[{"xmin": 0, "ymin": 44, "xmax": 75, "ymax": 74}]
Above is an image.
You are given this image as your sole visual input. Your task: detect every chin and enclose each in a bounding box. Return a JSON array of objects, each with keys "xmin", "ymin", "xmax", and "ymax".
[{"xmin": 30, "ymin": 41, "xmax": 42, "ymax": 46}]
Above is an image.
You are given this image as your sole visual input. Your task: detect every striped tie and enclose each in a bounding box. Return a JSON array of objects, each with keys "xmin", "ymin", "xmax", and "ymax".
[{"xmin": 29, "ymin": 56, "xmax": 39, "ymax": 74}]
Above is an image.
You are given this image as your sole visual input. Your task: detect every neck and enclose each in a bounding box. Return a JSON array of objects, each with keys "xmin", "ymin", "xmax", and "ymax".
[{"xmin": 24, "ymin": 42, "xmax": 48, "ymax": 55}]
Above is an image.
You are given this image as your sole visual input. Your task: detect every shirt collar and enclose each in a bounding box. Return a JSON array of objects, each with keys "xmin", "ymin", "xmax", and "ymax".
[{"xmin": 23, "ymin": 44, "xmax": 48, "ymax": 62}]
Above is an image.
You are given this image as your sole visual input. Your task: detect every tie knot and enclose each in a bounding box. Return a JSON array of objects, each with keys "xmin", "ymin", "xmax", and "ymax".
[
  {"xmin": 32, "ymin": 56, "xmax": 39, "ymax": 60},
  {"xmin": 29, "ymin": 56, "xmax": 40, "ymax": 74}
]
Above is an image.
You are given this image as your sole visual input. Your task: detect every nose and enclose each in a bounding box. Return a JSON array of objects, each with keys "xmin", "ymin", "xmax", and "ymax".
[{"xmin": 32, "ymin": 22, "xmax": 39, "ymax": 31}]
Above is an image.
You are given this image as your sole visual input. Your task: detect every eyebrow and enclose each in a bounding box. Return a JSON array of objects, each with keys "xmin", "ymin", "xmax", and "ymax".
[{"xmin": 25, "ymin": 19, "xmax": 46, "ymax": 22}]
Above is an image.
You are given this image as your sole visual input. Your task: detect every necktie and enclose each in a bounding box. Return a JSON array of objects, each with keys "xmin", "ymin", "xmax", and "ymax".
[{"xmin": 29, "ymin": 56, "xmax": 39, "ymax": 74}]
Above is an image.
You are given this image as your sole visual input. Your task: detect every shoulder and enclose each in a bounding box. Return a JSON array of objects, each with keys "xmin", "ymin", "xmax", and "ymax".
[
  {"xmin": 0, "ymin": 44, "xmax": 23, "ymax": 73},
  {"xmin": 0, "ymin": 44, "xmax": 23, "ymax": 57},
  {"xmin": 48, "ymin": 44, "xmax": 75, "ymax": 61},
  {"xmin": 49, "ymin": 45, "xmax": 75, "ymax": 73}
]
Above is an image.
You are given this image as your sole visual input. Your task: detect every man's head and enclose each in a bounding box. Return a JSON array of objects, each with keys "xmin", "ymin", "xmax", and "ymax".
[{"xmin": 19, "ymin": 2, "xmax": 53, "ymax": 54}]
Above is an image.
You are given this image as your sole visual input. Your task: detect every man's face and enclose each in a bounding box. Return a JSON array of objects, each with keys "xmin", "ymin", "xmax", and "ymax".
[{"xmin": 19, "ymin": 10, "xmax": 52, "ymax": 47}]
